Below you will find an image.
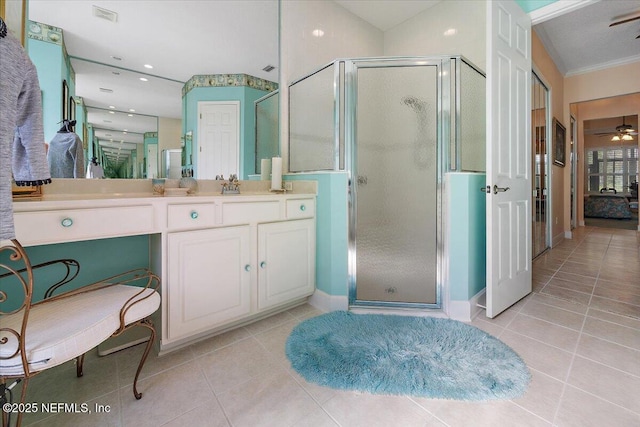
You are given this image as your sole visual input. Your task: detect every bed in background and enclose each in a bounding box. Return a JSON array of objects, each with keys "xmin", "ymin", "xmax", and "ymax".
[{"xmin": 584, "ymin": 193, "xmax": 633, "ymax": 219}]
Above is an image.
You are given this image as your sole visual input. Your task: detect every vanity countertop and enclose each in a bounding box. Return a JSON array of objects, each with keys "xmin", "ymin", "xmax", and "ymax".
[{"xmin": 13, "ymin": 178, "xmax": 317, "ymax": 210}]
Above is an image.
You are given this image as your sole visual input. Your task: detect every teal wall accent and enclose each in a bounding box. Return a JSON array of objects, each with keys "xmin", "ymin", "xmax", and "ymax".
[
  {"xmin": 0, "ymin": 236, "xmax": 150, "ymax": 312},
  {"xmin": 27, "ymin": 37, "xmax": 63, "ymax": 143},
  {"xmin": 27, "ymin": 21, "xmax": 77, "ymax": 148},
  {"xmin": 515, "ymin": 0, "xmax": 558, "ymax": 13},
  {"xmin": 183, "ymin": 84, "xmax": 271, "ymax": 179},
  {"xmin": 448, "ymin": 173, "xmax": 487, "ymax": 301},
  {"xmin": 285, "ymin": 172, "xmax": 349, "ymax": 296}
]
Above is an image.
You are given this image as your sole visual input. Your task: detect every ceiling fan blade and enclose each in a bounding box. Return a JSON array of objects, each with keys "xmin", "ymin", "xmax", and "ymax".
[{"xmin": 609, "ymin": 15, "xmax": 640, "ymax": 27}]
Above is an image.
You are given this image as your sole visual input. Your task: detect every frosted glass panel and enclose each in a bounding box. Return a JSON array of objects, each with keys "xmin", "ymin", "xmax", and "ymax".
[
  {"xmin": 355, "ymin": 65, "xmax": 437, "ymax": 304},
  {"xmin": 460, "ymin": 61, "xmax": 486, "ymax": 172},
  {"xmin": 289, "ymin": 65, "xmax": 335, "ymax": 171},
  {"xmin": 255, "ymin": 92, "xmax": 279, "ymax": 174}
]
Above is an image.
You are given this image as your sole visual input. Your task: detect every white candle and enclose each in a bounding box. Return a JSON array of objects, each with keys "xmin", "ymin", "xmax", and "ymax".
[
  {"xmin": 271, "ymin": 157, "xmax": 282, "ymax": 190},
  {"xmin": 261, "ymin": 158, "xmax": 271, "ymax": 181}
]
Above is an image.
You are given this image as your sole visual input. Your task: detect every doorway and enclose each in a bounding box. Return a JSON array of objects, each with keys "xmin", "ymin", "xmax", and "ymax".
[{"xmin": 197, "ymin": 101, "xmax": 240, "ymax": 179}]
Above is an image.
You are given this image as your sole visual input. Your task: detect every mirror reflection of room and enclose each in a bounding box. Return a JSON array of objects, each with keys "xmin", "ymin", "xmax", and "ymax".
[
  {"xmin": 26, "ymin": 0, "xmax": 279, "ymax": 181},
  {"xmin": 47, "ymin": 119, "xmax": 84, "ymax": 178}
]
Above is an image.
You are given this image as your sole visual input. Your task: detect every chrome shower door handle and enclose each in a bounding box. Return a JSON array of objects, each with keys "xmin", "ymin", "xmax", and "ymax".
[{"xmin": 493, "ymin": 185, "xmax": 510, "ymax": 194}]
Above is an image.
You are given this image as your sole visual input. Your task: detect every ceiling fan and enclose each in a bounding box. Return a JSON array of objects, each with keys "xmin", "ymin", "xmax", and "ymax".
[
  {"xmin": 609, "ymin": 13, "xmax": 640, "ymax": 39},
  {"xmin": 595, "ymin": 116, "xmax": 638, "ymax": 140}
]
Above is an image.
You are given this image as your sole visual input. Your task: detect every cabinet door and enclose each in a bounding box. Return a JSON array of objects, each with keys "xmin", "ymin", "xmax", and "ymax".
[
  {"xmin": 168, "ymin": 226, "xmax": 251, "ymax": 340},
  {"xmin": 257, "ymin": 219, "xmax": 315, "ymax": 310}
]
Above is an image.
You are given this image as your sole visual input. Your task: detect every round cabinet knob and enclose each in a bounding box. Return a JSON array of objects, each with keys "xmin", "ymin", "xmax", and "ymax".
[
  {"xmin": 299, "ymin": 204, "xmax": 306, "ymax": 211},
  {"xmin": 244, "ymin": 264, "xmax": 251, "ymax": 272},
  {"xmin": 260, "ymin": 261, "xmax": 266, "ymax": 268},
  {"xmin": 61, "ymin": 218, "xmax": 73, "ymax": 227},
  {"xmin": 190, "ymin": 211, "xmax": 199, "ymax": 219}
]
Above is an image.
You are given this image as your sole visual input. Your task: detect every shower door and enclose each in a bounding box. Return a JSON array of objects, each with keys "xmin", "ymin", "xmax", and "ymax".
[{"xmin": 348, "ymin": 60, "xmax": 440, "ymax": 307}]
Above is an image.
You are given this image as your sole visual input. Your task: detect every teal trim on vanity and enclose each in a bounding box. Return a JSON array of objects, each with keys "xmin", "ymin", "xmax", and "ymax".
[
  {"xmin": 448, "ymin": 173, "xmax": 486, "ymax": 301},
  {"xmin": 285, "ymin": 172, "xmax": 349, "ymax": 297}
]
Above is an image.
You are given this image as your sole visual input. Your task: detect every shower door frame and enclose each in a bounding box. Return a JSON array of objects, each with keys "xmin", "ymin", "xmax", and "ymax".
[{"xmin": 346, "ymin": 57, "xmax": 451, "ymax": 310}]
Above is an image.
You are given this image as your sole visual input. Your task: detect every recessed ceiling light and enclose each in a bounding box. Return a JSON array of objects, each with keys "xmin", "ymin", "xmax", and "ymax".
[
  {"xmin": 443, "ymin": 28, "xmax": 457, "ymax": 36},
  {"xmin": 312, "ymin": 29, "xmax": 324, "ymax": 37},
  {"xmin": 139, "ymin": 77, "xmax": 148, "ymax": 82},
  {"xmin": 108, "ymin": 111, "xmax": 115, "ymax": 114},
  {"xmin": 129, "ymin": 109, "xmax": 135, "ymax": 112},
  {"xmin": 128, "ymin": 114, "xmax": 133, "ymax": 117},
  {"xmin": 109, "ymin": 105, "xmax": 116, "ymax": 109},
  {"xmin": 144, "ymin": 64, "xmax": 153, "ymax": 69}
]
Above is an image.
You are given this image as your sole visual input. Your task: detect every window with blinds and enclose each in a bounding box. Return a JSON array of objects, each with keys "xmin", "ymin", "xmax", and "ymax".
[{"xmin": 586, "ymin": 147, "xmax": 639, "ymax": 193}]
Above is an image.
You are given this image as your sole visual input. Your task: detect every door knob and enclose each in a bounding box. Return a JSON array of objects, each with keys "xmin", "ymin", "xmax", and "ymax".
[
  {"xmin": 493, "ymin": 185, "xmax": 510, "ymax": 194},
  {"xmin": 480, "ymin": 185, "xmax": 510, "ymax": 194}
]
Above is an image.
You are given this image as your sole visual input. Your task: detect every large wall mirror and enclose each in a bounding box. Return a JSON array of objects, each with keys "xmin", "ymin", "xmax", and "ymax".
[{"xmin": 27, "ymin": 0, "xmax": 279, "ymax": 179}]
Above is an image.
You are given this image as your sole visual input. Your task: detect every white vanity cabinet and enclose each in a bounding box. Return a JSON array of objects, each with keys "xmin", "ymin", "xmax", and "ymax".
[
  {"xmin": 162, "ymin": 195, "xmax": 316, "ymax": 350},
  {"xmin": 257, "ymin": 219, "xmax": 315, "ymax": 310},
  {"xmin": 12, "ymin": 190, "xmax": 317, "ymax": 353},
  {"xmin": 167, "ymin": 225, "xmax": 252, "ymax": 340}
]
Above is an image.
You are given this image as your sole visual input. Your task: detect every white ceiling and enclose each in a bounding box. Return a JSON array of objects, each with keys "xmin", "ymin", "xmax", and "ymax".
[{"xmin": 534, "ymin": 0, "xmax": 640, "ymax": 76}]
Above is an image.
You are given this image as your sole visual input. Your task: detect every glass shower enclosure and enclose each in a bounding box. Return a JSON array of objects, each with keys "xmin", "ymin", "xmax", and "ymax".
[{"xmin": 289, "ymin": 56, "xmax": 485, "ymax": 310}]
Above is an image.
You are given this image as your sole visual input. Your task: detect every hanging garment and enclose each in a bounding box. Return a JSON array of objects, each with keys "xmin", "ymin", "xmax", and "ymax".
[
  {"xmin": 86, "ymin": 162, "xmax": 105, "ymax": 179},
  {"xmin": 47, "ymin": 132, "xmax": 85, "ymax": 178},
  {"xmin": 1, "ymin": 21, "xmax": 51, "ymax": 240}
]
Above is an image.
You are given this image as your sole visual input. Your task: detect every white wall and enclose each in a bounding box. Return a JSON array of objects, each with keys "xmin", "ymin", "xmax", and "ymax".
[
  {"xmin": 280, "ymin": 1, "xmax": 384, "ymax": 168},
  {"xmin": 280, "ymin": 0, "xmax": 488, "ymax": 170},
  {"xmin": 158, "ymin": 117, "xmax": 182, "ymax": 155},
  {"xmin": 384, "ymin": 0, "xmax": 486, "ymax": 71}
]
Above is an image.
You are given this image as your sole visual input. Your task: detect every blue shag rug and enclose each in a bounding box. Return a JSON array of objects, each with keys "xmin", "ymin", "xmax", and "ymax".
[{"xmin": 286, "ymin": 311, "xmax": 530, "ymax": 400}]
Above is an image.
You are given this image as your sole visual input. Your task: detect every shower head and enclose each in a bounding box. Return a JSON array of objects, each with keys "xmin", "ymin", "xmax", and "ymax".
[{"xmin": 402, "ymin": 96, "xmax": 426, "ymax": 111}]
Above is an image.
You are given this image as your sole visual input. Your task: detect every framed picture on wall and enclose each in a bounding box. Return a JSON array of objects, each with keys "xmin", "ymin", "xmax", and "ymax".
[
  {"xmin": 69, "ymin": 96, "xmax": 76, "ymax": 122},
  {"xmin": 62, "ymin": 80, "xmax": 69, "ymax": 121},
  {"xmin": 553, "ymin": 118, "xmax": 566, "ymax": 167}
]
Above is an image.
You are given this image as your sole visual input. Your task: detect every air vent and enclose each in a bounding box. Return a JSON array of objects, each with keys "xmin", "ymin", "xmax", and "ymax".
[
  {"xmin": 262, "ymin": 65, "xmax": 276, "ymax": 72},
  {"xmin": 93, "ymin": 5, "xmax": 118, "ymax": 23},
  {"xmin": 99, "ymin": 87, "xmax": 113, "ymax": 93}
]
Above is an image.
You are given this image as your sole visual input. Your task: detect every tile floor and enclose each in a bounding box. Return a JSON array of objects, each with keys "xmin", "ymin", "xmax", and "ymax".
[{"xmin": 12, "ymin": 226, "xmax": 640, "ymax": 427}]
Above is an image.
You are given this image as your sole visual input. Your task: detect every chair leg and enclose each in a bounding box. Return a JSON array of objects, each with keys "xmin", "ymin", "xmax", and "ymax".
[
  {"xmin": 132, "ymin": 318, "xmax": 156, "ymax": 400},
  {"xmin": 11, "ymin": 377, "xmax": 29, "ymax": 427},
  {"xmin": 76, "ymin": 354, "xmax": 85, "ymax": 378}
]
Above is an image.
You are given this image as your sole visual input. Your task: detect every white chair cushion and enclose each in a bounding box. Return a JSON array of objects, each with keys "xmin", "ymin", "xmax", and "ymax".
[{"xmin": 0, "ymin": 285, "xmax": 160, "ymax": 376}]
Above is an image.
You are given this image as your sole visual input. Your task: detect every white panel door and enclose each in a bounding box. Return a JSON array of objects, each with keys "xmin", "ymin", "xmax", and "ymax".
[
  {"xmin": 197, "ymin": 102, "xmax": 240, "ymax": 179},
  {"xmin": 146, "ymin": 144, "xmax": 158, "ymax": 178},
  {"xmin": 485, "ymin": 0, "xmax": 532, "ymax": 318}
]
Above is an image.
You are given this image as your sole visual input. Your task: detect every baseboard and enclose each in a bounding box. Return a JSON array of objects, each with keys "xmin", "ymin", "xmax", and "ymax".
[
  {"xmin": 448, "ymin": 289, "xmax": 486, "ymax": 322},
  {"xmin": 552, "ymin": 232, "xmax": 565, "ymax": 247},
  {"xmin": 308, "ymin": 289, "xmax": 347, "ymax": 312},
  {"xmin": 564, "ymin": 230, "xmax": 573, "ymax": 239}
]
